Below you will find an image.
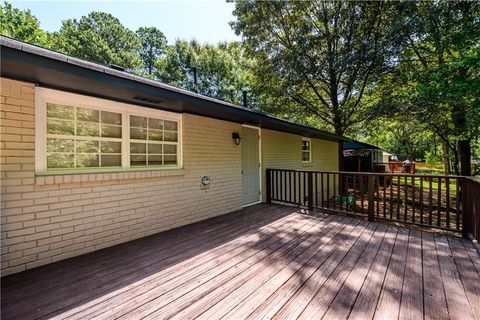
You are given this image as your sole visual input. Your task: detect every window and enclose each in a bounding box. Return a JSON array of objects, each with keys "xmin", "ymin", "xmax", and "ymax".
[
  {"xmin": 129, "ymin": 115, "xmax": 178, "ymax": 167},
  {"xmin": 36, "ymin": 88, "xmax": 182, "ymax": 174},
  {"xmin": 46, "ymin": 103, "xmax": 122, "ymax": 169},
  {"xmin": 302, "ymin": 137, "xmax": 311, "ymax": 163}
]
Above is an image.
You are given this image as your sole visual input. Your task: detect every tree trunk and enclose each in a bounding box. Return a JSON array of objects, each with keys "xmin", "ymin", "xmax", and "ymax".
[
  {"xmin": 458, "ymin": 139, "xmax": 471, "ymax": 176},
  {"xmin": 442, "ymin": 142, "xmax": 450, "ymax": 175}
]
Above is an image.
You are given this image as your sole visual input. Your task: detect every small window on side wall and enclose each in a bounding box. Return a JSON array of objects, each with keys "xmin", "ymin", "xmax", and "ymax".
[{"xmin": 302, "ymin": 137, "xmax": 311, "ymax": 163}]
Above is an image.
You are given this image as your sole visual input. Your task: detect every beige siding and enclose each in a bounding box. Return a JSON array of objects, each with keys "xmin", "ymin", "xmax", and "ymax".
[
  {"xmin": 1, "ymin": 78, "xmax": 242, "ymax": 276},
  {"xmin": 261, "ymin": 129, "xmax": 339, "ymax": 201}
]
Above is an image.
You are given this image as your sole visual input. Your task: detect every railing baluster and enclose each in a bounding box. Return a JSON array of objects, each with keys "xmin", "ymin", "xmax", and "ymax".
[
  {"xmin": 456, "ymin": 178, "xmax": 460, "ymax": 230},
  {"xmin": 404, "ymin": 176, "xmax": 408, "ymax": 221},
  {"xmin": 320, "ymin": 173, "xmax": 324, "ymax": 209},
  {"xmin": 397, "ymin": 176, "xmax": 401, "ymax": 220},
  {"xmin": 383, "ymin": 176, "xmax": 387, "ymax": 218},
  {"xmin": 326, "ymin": 173, "xmax": 330, "ymax": 209},
  {"xmin": 412, "ymin": 175, "xmax": 416, "ymax": 223},
  {"xmin": 376, "ymin": 176, "xmax": 380, "ymax": 217},
  {"xmin": 437, "ymin": 177, "xmax": 442, "ymax": 227},
  {"xmin": 446, "ymin": 177, "xmax": 450, "ymax": 229},
  {"xmin": 420, "ymin": 176, "xmax": 424, "ymax": 225},
  {"xmin": 390, "ymin": 177, "xmax": 393, "ymax": 219},
  {"xmin": 360, "ymin": 175, "xmax": 364, "ymax": 214},
  {"xmin": 429, "ymin": 177, "xmax": 433, "ymax": 225},
  {"xmin": 353, "ymin": 174, "xmax": 357, "ymax": 213},
  {"xmin": 307, "ymin": 171, "xmax": 313, "ymax": 210}
]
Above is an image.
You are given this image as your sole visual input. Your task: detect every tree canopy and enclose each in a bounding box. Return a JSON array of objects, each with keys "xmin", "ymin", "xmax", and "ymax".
[{"xmin": 54, "ymin": 11, "xmax": 142, "ymax": 70}]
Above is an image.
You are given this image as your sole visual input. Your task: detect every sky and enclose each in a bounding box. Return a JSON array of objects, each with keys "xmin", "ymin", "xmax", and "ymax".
[{"xmin": 10, "ymin": 0, "xmax": 240, "ymax": 44}]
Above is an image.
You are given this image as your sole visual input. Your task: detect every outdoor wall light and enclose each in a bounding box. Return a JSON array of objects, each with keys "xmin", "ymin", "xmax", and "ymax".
[{"xmin": 232, "ymin": 132, "xmax": 241, "ymax": 145}]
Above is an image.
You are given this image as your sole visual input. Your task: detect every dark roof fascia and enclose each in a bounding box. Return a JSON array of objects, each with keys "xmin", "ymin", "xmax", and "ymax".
[
  {"xmin": 343, "ymin": 140, "xmax": 385, "ymax": 151},
  {"xmin": 0, "ymin": 36, "xmax": 348, "ymax": 143}
]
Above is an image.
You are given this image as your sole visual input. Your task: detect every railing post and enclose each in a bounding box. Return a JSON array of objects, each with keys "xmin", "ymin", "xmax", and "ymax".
[
  {"xmin": 367, "ymin": 175, "xmax": 375, "ymax": 222},
  {"xmin": 307, "ymin": 171, "xmax": 313, "ymax": 211},
  {"xmin": 266, "ymin": 169, "xmax": 272, "ymax": 203},
  {"xmin": 461, "ymin": 178, "xmax": 470, "ymax": 239}
]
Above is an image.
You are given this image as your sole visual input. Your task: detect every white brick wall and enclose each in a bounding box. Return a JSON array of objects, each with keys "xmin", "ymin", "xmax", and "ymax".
[{"xmin": 1, "ymin": 78, "xmax": 242, "ymax": 276}]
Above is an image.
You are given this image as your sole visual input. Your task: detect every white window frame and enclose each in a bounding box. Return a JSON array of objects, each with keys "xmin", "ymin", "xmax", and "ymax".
[
  {"xmin": 35, "ymin": 87, "xmax": 183, "ymax": 175},
  {"xmin": 302, "ymin": 137, "xmax": 312, "ymax": 163}
]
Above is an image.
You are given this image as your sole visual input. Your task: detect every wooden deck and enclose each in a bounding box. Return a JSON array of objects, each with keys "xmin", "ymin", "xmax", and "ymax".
[{"xmin": 1, "ymin": 203, "xmax": 479, "ymax": 320}]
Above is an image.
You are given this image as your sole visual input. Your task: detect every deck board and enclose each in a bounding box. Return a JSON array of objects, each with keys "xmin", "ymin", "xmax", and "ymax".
[{"xmin": 1, "ymin": 203, "xmax": 478, "ymax": 320}]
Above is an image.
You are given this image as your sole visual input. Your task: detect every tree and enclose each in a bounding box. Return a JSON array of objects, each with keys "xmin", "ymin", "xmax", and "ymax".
[
  {"xmin": 231, "ymin": 1, "xmax": 404, "ymax": 136},
  {"xmin": 136, "ymin": 26, "xmax": 167, "ymax": 76},
  {"xmin": 54, "ymin": 12, "xmax": 142, "ymax": 70},
  {"xmin": 156, "ymin": 40, "xmax": 255, "ymax": 105},
  {"xmin": 374, "ymin": 1, "xmax": 480, "ymax": 175},
  {"xmin": 0, "ymin": 1, "xmax": 48, "ymax": 45}
]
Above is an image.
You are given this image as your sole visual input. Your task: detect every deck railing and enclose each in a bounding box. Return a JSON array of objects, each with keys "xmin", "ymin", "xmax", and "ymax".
[{"xmin": 266, "ymin": 169, "xmax": 480, "ymax": 240}]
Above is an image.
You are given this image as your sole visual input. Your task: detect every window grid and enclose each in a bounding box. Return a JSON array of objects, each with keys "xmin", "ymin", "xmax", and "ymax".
[
  {"xmin": 44, "ymin": 102, "xmax": 180, "ymax": 171},
  {"xmin": 302, "ymin": 138, "xmax": 311, "ymax": 163},
  {"xmin": 46, "ymin": 104, "xmax": 123, "ymax": 169},
  {"xmin": 129, "ymin": 115, "xmax": 178, "ymax": 167}
]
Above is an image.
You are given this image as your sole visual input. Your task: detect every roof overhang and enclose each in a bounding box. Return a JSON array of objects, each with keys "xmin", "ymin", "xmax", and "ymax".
[{"xmin": 0, "ymin": 36, "xmax": 348, "ymax": 143}]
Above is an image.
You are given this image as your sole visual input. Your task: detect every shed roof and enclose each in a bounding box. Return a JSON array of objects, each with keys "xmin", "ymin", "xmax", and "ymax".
[{"xmin": 0, "ymin": 36, "xmax": 349, "ymax": 142}]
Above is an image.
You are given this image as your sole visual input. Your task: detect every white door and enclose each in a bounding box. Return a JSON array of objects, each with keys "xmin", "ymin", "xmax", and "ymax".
[{"xmin": 242, "ymin": 126, "xmax": 260, "ymax": 206}]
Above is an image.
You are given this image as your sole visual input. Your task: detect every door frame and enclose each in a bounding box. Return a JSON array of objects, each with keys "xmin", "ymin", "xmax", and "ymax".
[{"xmin": 241, "ymin": 124, "xmax": 262, "ymax": 207}]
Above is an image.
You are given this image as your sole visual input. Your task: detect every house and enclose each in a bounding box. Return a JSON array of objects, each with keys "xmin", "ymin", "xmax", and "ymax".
[
  {"xmin": 341, "ymin": 140, "xmax": 384, "ymax": 172},
  {"xmin": 0, "ymin": 36, "xmax": 347, "ymax": 276}
]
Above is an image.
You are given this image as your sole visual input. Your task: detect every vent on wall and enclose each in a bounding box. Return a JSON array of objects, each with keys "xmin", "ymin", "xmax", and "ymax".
[{"xmin": 133, "ymin": 95, "xmax": 163, "ymax": 104}]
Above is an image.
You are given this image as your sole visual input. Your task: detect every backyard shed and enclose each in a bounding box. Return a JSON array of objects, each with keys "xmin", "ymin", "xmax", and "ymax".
[{"xmin": 0, "ymin": 36, "xmax": 346, "ymax": 275}]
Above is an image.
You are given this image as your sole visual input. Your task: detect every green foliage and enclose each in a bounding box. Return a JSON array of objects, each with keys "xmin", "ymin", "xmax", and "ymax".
[
  {"xmin": 0, "ymin": 1, "xmax": 48, "ymax": 45},
  {"xmin": 156, "ymin": 40, "xmax": 255, "ymax": 105},
  {"xmin": 370, "ymin": 1, "xmax": 480, "ymax": 174},
  {"xmin": 136, "ymin": 26, "xmax": 167, "ymax": 76},
  {"xmin": 54, "ymin": 11, "xmax": 142, "ymax": 70},
  {"xmin": 231, "ymin": 1, "xmax": 405, "ymax": 135}
]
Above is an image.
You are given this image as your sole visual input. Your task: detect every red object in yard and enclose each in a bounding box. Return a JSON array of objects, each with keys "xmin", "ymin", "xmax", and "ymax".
[{"xmin": 384, "ymin": 161, "xmax": 416, "ymax": 174}]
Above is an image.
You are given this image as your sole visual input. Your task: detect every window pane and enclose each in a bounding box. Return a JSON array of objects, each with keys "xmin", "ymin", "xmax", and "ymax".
[
  {"xmin": 149, "ymin": 118, "xmax": 163, "ymax": 130},
  {"xmin": 101, "ymin": 154, "xmax": 121, "ymax": 167},
  {"xmin": 148, "ymin": 129, "xmax": 163, "ymax": 141},
  {"xmin": 130, "ymin": 143, "xmax": 146, "ymax": 154},
  {"xmin": 47, "ymin": 138, "xmax": 74, "ymax": 153},
  {"xmin": 148, "ymin": 155, "xmax": 163, "ymax": 166},
  {"xmin": 164, "ymin": 155, "xmax": 177, "ymax": 165},
  {"xmin": 76, "ymin": 140, "xmax": 99, "ymax": 153},
  {"xmin": 101, "ymin": 141, "xmax": 121, "ymax": 154},
  {"xmin": 47, "ymin": 119, "xmax": 75, "ymax": 135},
  {"xmin": 164, "ymin": 120, "xmax": 177, "ymax": 131},
  {"xmin": 101, "ymin": 125, "xmax": 122, "ymax": 138},
  {"xmin": 302, "ymin": 152, "xmax": 310, "ymax": 162},
  {"xmin": 77, "ymin": 107, "xmax": 99, "ymax": 122},
  {"xmin": 101, "ymin": 111, "xmax": 121, "ymax": 125},
  {"xmin": 77, "ymin": 154, "xmax": 99, "ymax": 167},
  {"xmin": 77, "ymin": 122, "xmax": 100, "ymax": 137},
  {"xmin": 164, "ymin": 131, "xmax": 178, "ymax": 142},
  {"xmin": 130, "ymin": 115, "xmax": 147, "ymax": 128},
  {"xmin": 164, "ymin": 144, "xmax": 176, "ymax": 154},
  {"xmin": 47, "ymin": 104, "xmax": 74, "ymax": 120},
  {"xmin": 47, "ymin": 154, "xmax": 75, "ymax": 168},
  {"xmin": 148, "ymin": 143, "xmax": 162, "ymax": 154},
  {"xmin": 130, "ymin": 128, "xmax": 147, "ymax": 140},
  {"xmin": 131, "ymin": 155, "xmax": 146, "ymax": 166}
]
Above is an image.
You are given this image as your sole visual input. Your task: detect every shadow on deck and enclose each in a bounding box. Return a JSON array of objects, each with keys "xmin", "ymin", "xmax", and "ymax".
[{"xmin": 1, "ymin": 203, "xmax": 479, "ymax": 320}]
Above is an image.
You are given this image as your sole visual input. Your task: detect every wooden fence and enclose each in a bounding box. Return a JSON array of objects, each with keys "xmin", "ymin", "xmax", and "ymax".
[{"xmin": 266, "ymin": 169, "xmax": 480, "ymax": 240}]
